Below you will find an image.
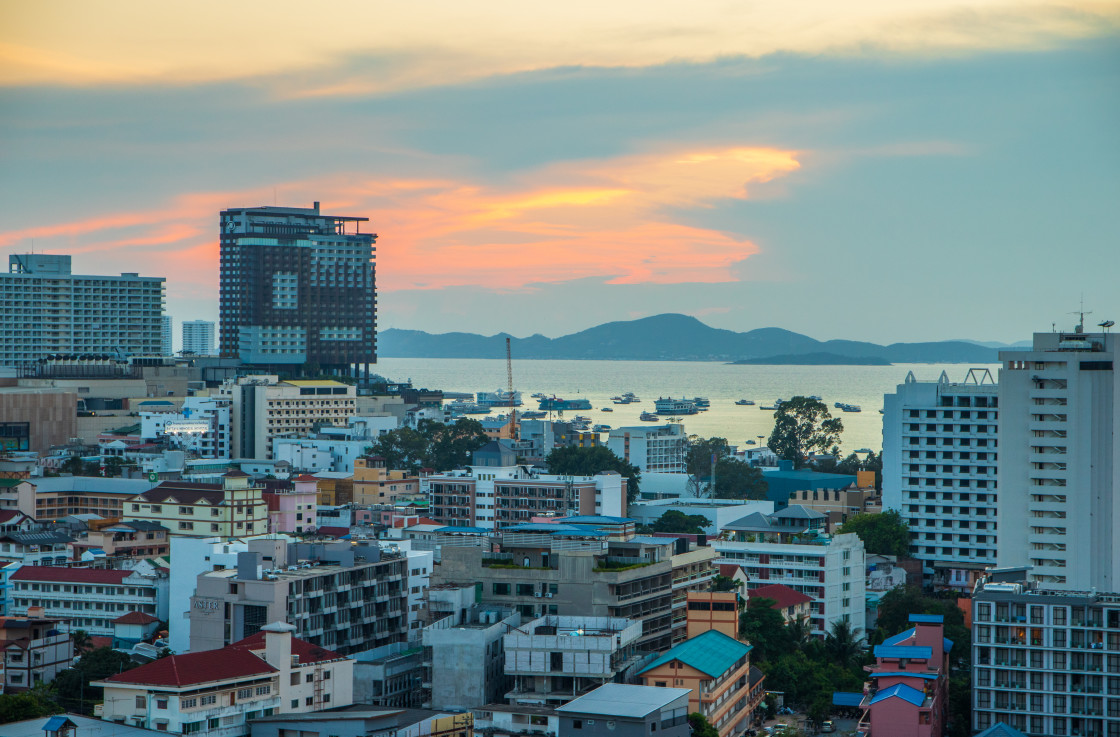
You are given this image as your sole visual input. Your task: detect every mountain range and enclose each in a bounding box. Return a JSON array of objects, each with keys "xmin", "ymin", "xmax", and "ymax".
[{"xmin": 379, "ymin": 314, "xmax": 1012, "ymax": 364}]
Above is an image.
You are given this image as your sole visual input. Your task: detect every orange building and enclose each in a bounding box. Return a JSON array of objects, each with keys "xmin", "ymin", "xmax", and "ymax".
[
  {"xmin": 685, "ymin": 591, "xmax": 739, "ymax": 639},
  {"xmin": 639, "ymin": 629, "xmax": 765, "ymax": 737},
  {"xmin": 351, "ymin": 457, "xmax": 421, "ymax": 505}
]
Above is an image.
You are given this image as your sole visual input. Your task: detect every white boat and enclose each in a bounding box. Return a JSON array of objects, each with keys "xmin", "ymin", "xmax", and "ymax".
[
  {"xmin": 654, "ymin": 397, "xmax": 698, "ymax": 414},
  {"xmin": 477, "ymin": 389, "xmax": 522, "ymax": 407},
  {"xmin": 639, "ymin": 412, "xmax": 659, "ymax": 422}
]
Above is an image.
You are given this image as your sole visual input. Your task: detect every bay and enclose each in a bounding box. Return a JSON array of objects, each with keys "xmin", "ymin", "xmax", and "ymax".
[{"xmin": 375, "ymin": 358, "xmax": 1000, "ymax": 455}]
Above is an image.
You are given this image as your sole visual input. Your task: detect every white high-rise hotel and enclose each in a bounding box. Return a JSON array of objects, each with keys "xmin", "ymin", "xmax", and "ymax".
[
  {"xmin": 182, "ymin": 319, "xmax": 216, "ymax": 355},
  {"xmin": 997, "ymin": 322, "xmax": 1118, "ymax": 591},
  {"xmin": 882, "ymin": 369, "xmax": 1000, "ymax": 589}
]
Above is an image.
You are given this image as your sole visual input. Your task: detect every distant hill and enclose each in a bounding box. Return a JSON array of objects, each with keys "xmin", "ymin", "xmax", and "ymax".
[
  {"xmin": 731, "ymin": 352, "xmax": 892, "ymax": 366},
  {"xmin": 379, "ymin": 313, "xmax": 1001, "ymax": 363}
]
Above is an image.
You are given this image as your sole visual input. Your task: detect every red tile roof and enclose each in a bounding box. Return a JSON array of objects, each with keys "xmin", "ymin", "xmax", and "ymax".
[
  {"xmin": 114, "ymin": 611, "xmax": 160, "ymax": 625},
  {"xmin": 748, "ymin": 584, "xmax": 813, "ymax": 609},
  {"xmin": 11, "ymin": 567, "xmax": 132, "ymax": 584},
  {"xmin": 294, "ymin": 474, "xmax": 319, "ymax": 482},
  {"xmin": 100, "ymin": 648, "xmax": 276, "ymax": 687},
  {"xmin": 315, "ymin": 526, "xmax": 349, "ymax": 537},
  {"xmin": 717, "ymin": 563, "xmax": 746, "ymax": 579},
  {"xmin": 0, "ymin": 509, "xmax": 30, "ymax": 524},
  {"xmin": 229, "ymin": 632, "xmax": 344, "ymax": 665}
]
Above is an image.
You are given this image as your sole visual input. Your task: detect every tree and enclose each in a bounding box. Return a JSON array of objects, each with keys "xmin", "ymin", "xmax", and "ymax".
[
  {"xmin": 836, "ymin": 509, "xmax": 909, "ymax": 558},
  {"xmin": 0, "ymin": 688, "xmax": 61, "ymax": 723},
  {"xmin": 685, "ymin": 436, "xmax": 731, "ymax": 496},
  {"xmin": 688, "ymin": 713, "xmax": 719, "ymax": 737},
  {"xmin": 824, "ymin": 619, "xmax": 864, "ymax": 670},
  {"xmin": 645, "ymin": 510, "xmax": 711, "ymax": 535},
  {"xmin": 71, "ymin": 629, "xmax": 92, "ymax": 655},
  {"xmin": 713, "ymin": 457, "xmax": 769, "ymax": 500},
  {"xmin": 545, "ymin": 445, "xmax": 641, "ymax": 504},
  {"xmin": 53, "ymin": 647, "xmax": 137, "ymax": 715},
  {"xmin": 767, "ymin": 397, "xmax": 843, "ymax": 469},
  {"xmin": 739, "ymin": 597, "xmax": 790, "ymax": 664},
  {"xmin": 369, "ymin": 427, "xmax": 433, "ymax": 473},
  {"xmin": 426, "ymin": 418, "xmax": 490, "ymax": 471},
  {"xmin": 711, "ymin": 574, "xmax": 742, "ymax": 593},
  {"xmin": 103, "ymin": 456, "xmax": 126, "ymax": 478}
]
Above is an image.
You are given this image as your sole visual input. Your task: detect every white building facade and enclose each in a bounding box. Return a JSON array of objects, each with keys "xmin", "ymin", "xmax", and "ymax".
[
  {"xmin": 182, "ymin": 320, "xmax": 216, "ymax": 356},
  {"xmin": 882, "ymin": 369, "xmax": 1000, "ymax": 589},
  {"xmin": 606, "ymin": 424, "xmax": 688, "ymax": 474},
  {"xmin": 141, "ymin": 396, "xmax": 232, "ymax": 459},
  {"xmin": 1, "ymin": 254, "xmax": 165, "ymax": 366},
  {"xmin": 997, "ymin": 326, "xmax": 1119, "ymax": 590}
]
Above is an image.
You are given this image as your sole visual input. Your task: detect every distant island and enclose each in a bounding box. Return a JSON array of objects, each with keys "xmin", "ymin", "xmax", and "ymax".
[
  {"xmin": 379, "ymin": 313, "xmax": 1004, "ymax": 364},
  {"xmin": 730, "ymin": 352, "xmax": 892, "ymax": 366}
]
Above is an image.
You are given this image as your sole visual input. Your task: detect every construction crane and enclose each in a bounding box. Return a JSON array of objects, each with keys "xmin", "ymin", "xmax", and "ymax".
[{"xmin": 506, "ymin": 337, "xmax": 517, "ymax": 440}]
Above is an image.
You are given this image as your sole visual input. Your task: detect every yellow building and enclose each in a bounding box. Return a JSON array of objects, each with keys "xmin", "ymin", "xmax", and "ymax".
[
  {"xmin": 352, "ymin": 457, "xmax": 420, "ymax": 505},
  {"xmin": 126, "ymin": 471, "xmax": 268, "ymax": 537}
]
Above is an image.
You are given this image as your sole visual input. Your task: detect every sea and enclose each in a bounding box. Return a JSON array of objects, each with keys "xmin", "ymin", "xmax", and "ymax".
[{"xmin": 376, "ymin": 358, "xmax": 1001, "ymax": 455}]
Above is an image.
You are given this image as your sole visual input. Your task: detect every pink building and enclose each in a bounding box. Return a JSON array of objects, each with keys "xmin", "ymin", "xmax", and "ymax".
[
  {"xmin": 262, "ymin": 475, "xmax": 318, "ymax": 533},
  {"xmin": 851, "ymin": 614, "xmax": 952, "ymax": 737}
]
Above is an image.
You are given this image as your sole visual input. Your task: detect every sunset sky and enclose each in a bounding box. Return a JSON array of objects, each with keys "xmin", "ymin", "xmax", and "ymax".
[{"xmin": 2, "ymin": 1, "xmax": 1118, "ymax": 344}]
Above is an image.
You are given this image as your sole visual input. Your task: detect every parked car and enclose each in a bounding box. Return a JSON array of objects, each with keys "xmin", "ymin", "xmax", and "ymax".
[{"xmin": 820, "ymin": 721, "xmax": 836, "ymax": 733}]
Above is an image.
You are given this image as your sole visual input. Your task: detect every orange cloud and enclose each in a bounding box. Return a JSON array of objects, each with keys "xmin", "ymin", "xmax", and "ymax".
[{"xmin": 0, "ymin": 144, "xmax": 801, "ymax": 306}]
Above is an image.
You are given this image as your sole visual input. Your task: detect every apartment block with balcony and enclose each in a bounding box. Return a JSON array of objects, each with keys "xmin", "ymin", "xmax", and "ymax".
[
  {"xmin": 997, "ymin": 325, "xmax": 1118, "ymax": 591},
  {"xmin": 433, "ymin": 527, "xmax": 715, "ymax": 653},
  {"xmin": 0, "ymin": 610, "xmax": 73, "ymax": 692},
  {"xmin": 882, "ymin": 369, "xmax": 1000, "ymax": 591},
  {"xmin": 70, "ymin": 519, "xmax": 170, "ymax": 561},
  {"xmin": 972, "ymin": 573, "xmax": 1120, "ymax": 736},
  {"xmin": 189, "ymin": 540, "xmax": 408, "ymax": 656},
  {"xmin": 606, "ymin": 424, "xmax": 687, "ymax": 474},
  {"xmin": 639, "ymin": 629, "xmax": 764, "ymax": 737},
  {"xmin": 221, "ymin": 376, "xmax": 357, "ymax": 460},
  {"xmin": 0, "ymin": 254, "xmax": 165, "ymax": 366},
  {"xmin": 712, "ymin": 506, "xmax": 865, "ymax": 637}
]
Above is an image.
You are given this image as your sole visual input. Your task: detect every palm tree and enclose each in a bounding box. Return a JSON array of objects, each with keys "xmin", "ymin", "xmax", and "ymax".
[
  {"xmin": 825, "ymin": 619, "xmax": 863, "ymax": 669},
  {"xmin": 71, "ymin": 629, "xmax": 92, "ymax": 655},
  {"xmin": 786, "ymin": 616, "xmax": 813, "ymax": 649}
]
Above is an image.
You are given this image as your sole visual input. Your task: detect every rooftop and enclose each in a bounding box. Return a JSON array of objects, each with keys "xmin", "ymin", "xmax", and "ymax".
[
  {"xmin": 639, "ymin": 629, "xmax": 752, "ymax": 678},
  {"xmin": 869, "ymin": 682, "xmax": 926, "ymax": 707},
  {"xmin": 99, "ymin": 647, "xmax": 276, "ymax": 688},
  {"xmin": 557, "ymin": 683, "xmax": 691, "ymax": 718},
  {"xmin": 747, "ymin": 584, "xmax": 813, "ymax": 609},
  {"xmin": 11, "ymin": 566, "xmax": 135, "ymax": 584}
]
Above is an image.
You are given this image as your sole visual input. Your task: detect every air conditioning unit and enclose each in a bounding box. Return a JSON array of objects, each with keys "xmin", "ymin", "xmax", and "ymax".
[
  {"xmin": 533, "ymin": 592, "xmax": 543, "ymax": 598},
  {"xmin": 545, "ymin": 593, "xmax": 553, "ymax": 598}
]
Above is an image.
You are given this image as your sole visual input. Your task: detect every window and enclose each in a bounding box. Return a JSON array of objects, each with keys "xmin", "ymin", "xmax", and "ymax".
[
  {"xmin": 200, "ymin": 695, "xmax": 216, "ymax": 706},
  {"xmin": 135, "ymin": 696, "xmax": 146, "ymax": 708},
  {"xmin": 573, "ymin": 720, "xmax": 583, "ymax": 730},
  {"xmin": 291, "ymin": 699, "xmax": 299, "ymax": 709},
  {"xmin": 256, "ymin": 686, "xmax": 270, "ymax": 695},
  {"xmin": 237, "ymin": 688, "xmax": 252, "ymax": 699},
  {"xmin": 181, "ymin": 698, "xmax": 197, "ymax": 708},
  {"xmin": 306, "ymin": 673, "xmax": 315, "ymax": 683},
  {"xmin": 305, "ymin": 697, "xmax": 314, "ymax": 706},
  {"xmin": 156, "ymin": 698, "xmax": 168, "ymax": 709}
]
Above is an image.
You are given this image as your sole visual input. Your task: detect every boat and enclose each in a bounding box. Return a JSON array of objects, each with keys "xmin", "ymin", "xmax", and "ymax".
[
  {"xmin": 593, "ymin": 424, "xmax": 612, "ymax": 433},
  {"xmin": 639, "ymin": 412, "xmax": 659, "ymax": 422},
  {"xmin": 690, "ymin": 397, "xmax": 711, "ymax": 410},
  {"xmin": 854, "ymin": 448, "xmax": 872, "ymax": 454},
  {"xmin": 654, "ymin": 397, "xmax": 698, "ymax": 415},
  {"xmin": 841, "ymin": 404, "xmax": 862, "ymax": 413},
  {"xmin": 745, "ymin": 440, "xmax": 756, "ymax": 445},
  {"xmin": 601, "ymin": 407, "xmax": 613, "ymax": 412},
  {"xmin": 531, "ymin": 392, "xmax": 547, "ymax": 399},
  {"xmin": 809, "ymin": 395, "xmax": 822, "ymax": 401},
  {"xmin": 734, "ymin": 399, "xmax": 755, "ymax": 406},
  {"xmin": 476, "ymin": 389, "xmax": 523, "ymax": 408},
  {"xmin": 538, "ymin": 397, "xmax": 592, "ymax": 411},
  {"xmin": 759, "ymin": 405, "xmax": 777, "ymax": 411},
  {"xmin": 519, "ymin": 410, "xmax": 547, "ymax": 419},
  {"xmin": 446, "ymin": 400, "xmax": 491, "ymax": 414}
]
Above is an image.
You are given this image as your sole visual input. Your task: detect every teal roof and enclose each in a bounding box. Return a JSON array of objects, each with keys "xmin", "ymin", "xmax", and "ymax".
[{"xmin": 639, "ymin": 629, "xmax": 751, "ymax": 678}]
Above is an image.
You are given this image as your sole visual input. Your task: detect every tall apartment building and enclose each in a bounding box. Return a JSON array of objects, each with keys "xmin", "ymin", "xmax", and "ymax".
[
  {"xmin": 189, "ymin": 540, "xmax": 408, "ymax": 656},
  {"xmin": 182, "ymin": 319, "xmax": 216, "ymax": 356},
  {"xmin": 160, "ymin": 315, "xmax": 173, "ymax": 356},
  {"xmin": 997, "ymin": 324, "xmax": 1118, "ymax": 590},
  {"xmin": 220, "ymin": 376, "xmax": 357, "ymax": 459},
  {"xmin": 972, "ymin": 573, "xmax": 1120, "ymax": 736},
  {"xmin": 606, "ymin": 424, "xmax": 687, "ymax": 473},
  {"xmin": 882, "ymin": 369, "xmax": 1000, "ymax": 590},
  {"xmin": 712, "ymin": 507, "xmax": 866, "ymax": 637},
  {"xmin": 428, "ymin": 464, "xmax": 626, "ymax": 530},
  {"xmin": 219, "ymin": 203, "xmax": 376, "ymax": 378},
  {"xmin": 1, "ymin": 254, "xmax": 165, "ymax": 366}
]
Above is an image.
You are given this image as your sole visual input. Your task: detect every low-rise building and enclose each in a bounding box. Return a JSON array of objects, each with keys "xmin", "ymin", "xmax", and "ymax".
[
  {"xmin": 0, "ymin": 610, "xmax": 73, "ymax": 692},
  {"xmin": 555, "ymin": 683, "xmax": 691, "ymax": 737},
  {"xmin": 8, "ymin": 565, "xmax": 169, "ymax": 637},
  {"xmin": 10, "ymin": 476, "xmax": 156, "ymax": 521},
  {"xmin": 504, "ymin": 615, "xmax": 643, "ymax": 706},
  {"xmin": 473, "ymin": 704, "xmax": 559, "ymax": 737},
  {"xmin": 262, "ymin": 476, "xmax": 317, "ymax": 534},
  {"xmin": 745, "ymin": 584, "xmax": 812, "ymax": 625},
  {"xmin": 0, "ymin": 529, "xmax": 73, "ymax": 567},
  {"xmin": 638, "ymin": 629, "xmax": 764, "ymax": 737},
  {"xmin": 128, "ymin": 472, "xmax": 268, "ymax": 538},
  {"xmin": 684, "ymin": 591, "xmax": 739, "ymax": 639},
  {"xmin": 70, "ymin": 520, "xmax": 170, "ymax": 562},
  {"xmin": 424, "ymin": 604, "xmax": 520, "ymax": 712}
]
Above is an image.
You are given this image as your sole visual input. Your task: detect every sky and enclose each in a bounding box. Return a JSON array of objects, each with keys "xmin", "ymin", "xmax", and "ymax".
[{"xmin": 2, "ymin": 1, "xmax": 1119, "ymax": 345}]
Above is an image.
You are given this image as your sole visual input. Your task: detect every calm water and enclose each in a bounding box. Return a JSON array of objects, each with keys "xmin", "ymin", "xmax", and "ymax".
[{"xmin": 376, "ymin": 358, "xmax": 1000, "ymax": 454}]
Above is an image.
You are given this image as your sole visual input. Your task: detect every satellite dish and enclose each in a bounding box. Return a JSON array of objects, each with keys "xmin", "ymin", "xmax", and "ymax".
[{"xmin": 1099, "ymin": 320, "xmax": 1115, "ymax": 329}]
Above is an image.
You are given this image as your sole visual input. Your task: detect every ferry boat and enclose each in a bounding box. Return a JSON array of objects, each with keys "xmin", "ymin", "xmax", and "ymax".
[
  {"xmin": 446, "ymin": 400, "xmax": 491, "ymax": 415},
  {"xmin": 476, "ymin": 389, "xmax": 523, "ymax": 407},
  {"xmin": 654, "ymin": 397, "xmax": 698, "ymax": 415},
  {"xmin": 839, "ymin": 404, "xmax": 862, "ymax": 413},
  {"xmin": 690, "ymin": 397, "xmax": 711, "ymax": 410},
  {"xmin": 538, "ymin": 396, "xmax": 592, "ymax": 411},
  {"xmin": 593, "ymin": 424, "xmax": 612, "ymax": 433},
  {"xmin": 734, "ymin": 399, "xmax": 755, "ymax": 406},
  {"xmin": 639, "ymin": 412, "xmax": 659, "ymax": 422},
  {"xmin": 531, "ymin": 392, "xmax": 547, "ymax": 399}
]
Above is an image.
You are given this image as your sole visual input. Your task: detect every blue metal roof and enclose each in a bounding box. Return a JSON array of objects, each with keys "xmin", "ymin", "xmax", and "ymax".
[
  {"xmin": 435, "ymin": 526, "xmax": 491, "ymax": 534},
  {"xmin": 639, "ymin": 629, "xmax": 752, "ymax": 678},
  {"xmin": 43, "ymin": 716, "xmax": 77, "ymax": 731},
  {"xmin": 909, "ymin": 614, "xmax": 944, "ymax": 624},
  {"xmin": 558, "ymin": 515, "xmax": 636, "ymax": 524},
  {"xmin": 832, "ymin": 692, "xmax": 864, "ymax": 707},
  {"xmin": 974, "ymin": 723, "xmax": 1029, "ymax": 737},
  {"xmin": 873, "ymin": 645, "xmax": 933, "ymax": 660},
  {"xmin": 882, "ymin": 627, "xmax": 953, "ymax": 653},
  {"xmin": 869, "ymin": 683, "xmax": 926, "ymax": 707}
]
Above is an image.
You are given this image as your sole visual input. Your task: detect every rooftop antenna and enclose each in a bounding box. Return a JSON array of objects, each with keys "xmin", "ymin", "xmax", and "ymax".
[{"xmin": 1070, "ymin": 297, "xmax": 1091, "ymax": 334}]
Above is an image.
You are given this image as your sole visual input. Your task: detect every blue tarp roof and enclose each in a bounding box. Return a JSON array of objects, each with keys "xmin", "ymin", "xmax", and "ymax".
[
  {"xmin": 869, "ymin": 683, "xmax": 926, "ymax": 707},
  {"xmin": 909, "ymin": 614, "xmax": 944, "ymax": 624},
  {"xmin": 873, "ymin": 645, "xmax": 933, "ymax": 660},
  {"xmin": 832, "ymin": 692, "xmax": 864, "ymax": 707}
]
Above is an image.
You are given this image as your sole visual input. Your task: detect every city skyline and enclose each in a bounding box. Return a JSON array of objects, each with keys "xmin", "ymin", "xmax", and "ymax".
[{"xmin": 1, "ymin": 2, "xmax": 1118, "ymax": 343}]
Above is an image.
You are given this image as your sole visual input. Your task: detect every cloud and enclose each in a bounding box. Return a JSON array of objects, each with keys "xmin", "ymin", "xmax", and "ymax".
[{"xmin": 2, "ymin": 1, "xmax": 1116, "ymax": 92}]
